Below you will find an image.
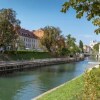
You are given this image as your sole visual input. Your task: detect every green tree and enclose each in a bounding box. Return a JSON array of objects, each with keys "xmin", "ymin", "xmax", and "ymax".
[
  {"xmin": 66, "ymin": 34, "xmax": 76, "ymax": 48},
  {"xmin": 61, "ymin": 0, "xmax": 100, "ymax": 34},
  {"xmin": 17, "ymin": 39, "xmax": 25, "ymax": 50},
  {"xmin": 82, "ymin": 68, "xmax": 100, "ymax": 100},
  {"xmin": 93, "ymin": 43, "xmax": 100, "ymax": 52},
  {"xmin": 59, "ymin": 48, "xmax": 70, "ymax": 56},
  {"xmin": 79, "ymin": 40, "xmax": 84, "ymax": 52},
  {"xmin": 56, "ymin": 35, "xmax": 66, "ymax": 56},
  {"xmin": 40, "ymin": 26, "xmax": 62, "ymax": 53},
  {"xmin": 66, "ymin": 34, "xmax": 80, "ymax": 56},
  {"xmin": 0, "ymin": 8, "xmax": 20, "ymax": 50}
]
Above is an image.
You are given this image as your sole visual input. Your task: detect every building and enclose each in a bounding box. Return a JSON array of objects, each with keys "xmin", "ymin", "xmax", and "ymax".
[
  {"xmin": 83, "ymin": 45, "xmax": 92, "ymax": 53},
  {"xmin": 90, "ymin": 40, "xmax": 97, "ymax": 49},
  {"xmin": 33, "ymin": 29, "xmax": 46, "ymax": 51},
  {"xmin": 18, "ymin": 28, "xmax": 40, "ymax": 51},
  {"xmin": 33, "ymin": 29, "xmax": 44, "ymax": 38}
]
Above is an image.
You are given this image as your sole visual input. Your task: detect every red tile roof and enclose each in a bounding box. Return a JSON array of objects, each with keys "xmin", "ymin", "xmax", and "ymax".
[{"xmin": 19, "ymin": 28, "xmax": 38, "ymax": 39}]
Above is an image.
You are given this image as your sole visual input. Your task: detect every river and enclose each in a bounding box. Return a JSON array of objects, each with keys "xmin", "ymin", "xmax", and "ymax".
[{"xmin": 0, "ymin": 57, "xmax": 98, "ymax": 100}]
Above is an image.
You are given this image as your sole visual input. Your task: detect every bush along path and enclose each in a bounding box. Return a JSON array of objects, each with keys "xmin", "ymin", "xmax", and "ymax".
[{"xmin": 0, "ymin": 51, "xmax": 52, "ymax": 61}]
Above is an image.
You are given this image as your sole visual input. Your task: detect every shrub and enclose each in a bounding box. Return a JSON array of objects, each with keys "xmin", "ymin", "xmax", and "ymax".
[
  {"xmin": 77, "ymin": 67, "xmax": 100, "ymax": 100},
  {"xmin": 1, "ymin": 51, "xmax": 52, "ymax": 61}
]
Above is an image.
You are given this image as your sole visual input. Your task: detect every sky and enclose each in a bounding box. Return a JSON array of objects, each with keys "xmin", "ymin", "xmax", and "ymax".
[{"xmin": 0, "ymin": 0, "xmax": 100, "ymax": 45}]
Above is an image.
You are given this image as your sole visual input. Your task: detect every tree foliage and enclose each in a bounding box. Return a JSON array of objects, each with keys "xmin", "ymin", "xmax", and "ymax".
[
  {"xmin": 40, "ymin": 26, "xmax": 65, "ymax": 55},
  {"xmin": 0, "ymin": 8, "xmax": 20, "ymax": 50},
  {"xmin": 79, "ymin": 40, "xmax": 84, "ymax": 52},
  {"xmin": 59, "ymin": 47, "xmax": 70, "ymax": 56},
  {"xmin": 83, "ymin": 68, "xmax": 100, "ymax": 100},
  {"xmin": 65, "ymin": 34, "xmax": 80, "ymax": 55},
  {"xmin": 93, "ymin": 43, "xmax": 100, "ymax": 52},
  {"xmin": 66, "ymin": 34, "xmax": 76, "ymax": 48},
  {"xmin": 61, "ymin": 0, "xmax": 100, "ymax": 34},
  {"xmin": 66, "ymin": 34, "xmax": 76, "ymax": 53},
  {"xmin": 17, "ymin": 38, "xmax": 25, "ymax": 50},
  {"xmin": 41, "ymin": 27, "xmax": 80, "ymax": 56}
]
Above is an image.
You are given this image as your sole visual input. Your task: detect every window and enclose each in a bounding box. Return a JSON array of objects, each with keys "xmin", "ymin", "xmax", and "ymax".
[{"xmin": 24, "ymin": 38, "xmax": 25, "ymax": 41}]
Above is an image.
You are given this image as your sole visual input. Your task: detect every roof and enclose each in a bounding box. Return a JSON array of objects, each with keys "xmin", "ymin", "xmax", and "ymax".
[
  {"xmin": 33, "ymin": 29, "xmax": 44, "ymax": 39},
  {"xmin": 18, "ymin": 28, "xmax": 38, "ymax": 39}
]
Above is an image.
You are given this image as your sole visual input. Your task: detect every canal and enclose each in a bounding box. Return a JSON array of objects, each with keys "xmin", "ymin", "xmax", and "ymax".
[{"xmin": 0, "ymin": 57, "xmax": 97, "ymax": 100}]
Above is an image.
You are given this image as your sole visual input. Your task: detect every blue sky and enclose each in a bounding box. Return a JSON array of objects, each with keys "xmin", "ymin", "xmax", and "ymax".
[{"xmin": 0, "ymin": 0, "xmax": 99, "ymax": 45}]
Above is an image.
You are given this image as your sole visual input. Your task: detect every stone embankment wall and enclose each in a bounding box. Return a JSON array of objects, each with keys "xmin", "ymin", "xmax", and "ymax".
[{"xmin": 0, "ymin": 57, "xmax": 84, "ymax": 74}]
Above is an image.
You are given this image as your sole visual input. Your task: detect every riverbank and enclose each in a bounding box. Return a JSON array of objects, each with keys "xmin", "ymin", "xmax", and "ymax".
[
  {"xmin": 34, "ymin": 65, "xmax": 100, "ymax": 100},
  {"xmin": 0, "ymin": 57, "xmax": 84, "ymax": 74},
  {"xmin": 0, "ymin": 56, "xmax": 89, "ymax": 100},
  {"xmin": 33, "ymin": 75, "xmax": 84, "ymax": 100}
]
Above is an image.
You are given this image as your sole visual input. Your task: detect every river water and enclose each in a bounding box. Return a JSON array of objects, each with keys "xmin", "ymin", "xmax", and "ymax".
[{"xmin": 0, "ymin": 57, "xmax": 98, "ymax": 100}]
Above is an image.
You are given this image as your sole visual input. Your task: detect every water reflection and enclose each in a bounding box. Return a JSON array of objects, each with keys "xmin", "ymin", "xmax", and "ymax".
[{"xmin": 0, "ymin": 58, "xmax": 93, "ymax": 100}]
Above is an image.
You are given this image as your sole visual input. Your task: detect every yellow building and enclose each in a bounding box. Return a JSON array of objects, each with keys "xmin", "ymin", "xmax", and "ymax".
[
  {"xmin": 33, "ymin": 29, "xmax": 46, "ymax": 51},
  {"xmin": 33, "ymin": 29, "xmax": 44, "ymax": 39}
]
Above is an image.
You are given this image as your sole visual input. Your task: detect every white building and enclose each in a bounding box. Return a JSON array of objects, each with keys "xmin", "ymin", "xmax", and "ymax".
[
  {"xmin": 18, "ymin": 28, "xmax": 40, "ymax": 51},
  {"xmin": 83, "ymin": 45, "xmax": 92, "ymax": 53},
  {"xmin": 90, "ymin": 40, "xmax": 97, "ymax": 49}
]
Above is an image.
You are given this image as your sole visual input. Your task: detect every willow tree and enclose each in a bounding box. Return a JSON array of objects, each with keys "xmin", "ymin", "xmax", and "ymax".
[
  {"xmin": 0, "ymin": 8, "xmax": 20, "ymax": 50},
  {"xmin": 61, "ymin": 0, "xmax": 100, "ymax": 34}
]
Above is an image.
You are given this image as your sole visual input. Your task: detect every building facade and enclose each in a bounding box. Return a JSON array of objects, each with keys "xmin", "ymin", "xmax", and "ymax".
[
  {"xmin": 83, "ymin": 45, "xmax": 92, "ymax": 53},
  {"xmin": 33, "ymin": 29, "xmax": 47, "ymax": 51},
  {"xmin": 33, "ymin": 29, "xmax": 44, "ymax": 39},
  {"xmin": 18, "ymin": 28, "xmax": 40, "ymax": 51},
  {"xmin": 90, "ymin": 40, "xmax": 97, "ymax": 49}
]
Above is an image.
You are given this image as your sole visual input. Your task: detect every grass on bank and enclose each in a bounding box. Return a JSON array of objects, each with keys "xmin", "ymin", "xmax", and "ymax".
[
  {"xmin": 0, "ymin": 51, "xmax": 52, "ymax": 61},
  {"xmin": 38, "ymin": 75, "xmax": 84, "ymax": 100},
  {"xmin": 38, "ymin": 67, "xmax": 100, "ymax": 100}
]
